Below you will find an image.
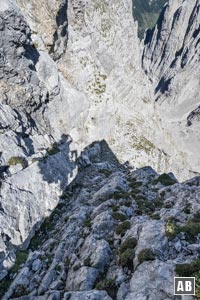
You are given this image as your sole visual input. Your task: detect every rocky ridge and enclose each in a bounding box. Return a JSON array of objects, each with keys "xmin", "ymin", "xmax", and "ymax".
[
  {"xmin": 0, "ymin": 0, "xmax": 199, "ymax": 298},
  {"xmin": 0, "ymin": 141, "xmax": 200, "ymax": 300}
]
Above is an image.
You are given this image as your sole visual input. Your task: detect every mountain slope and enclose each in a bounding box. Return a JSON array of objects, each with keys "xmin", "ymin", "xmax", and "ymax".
[
  {"xmin": 1, "ymin": 141, "xmax": 200, "ymax": 300},
  {"xmin": 0, "ymin": 0, "xmax": 199, "ymax": 296},
  {"xmin": 142, "ymin": 0, "xmax": 200, "ymax": 178}
]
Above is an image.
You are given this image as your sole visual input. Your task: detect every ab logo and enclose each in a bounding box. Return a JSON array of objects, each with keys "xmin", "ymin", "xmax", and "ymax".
[{"xmin": 174, "ymin": 277, "xmax": 195, "ymax": 295}]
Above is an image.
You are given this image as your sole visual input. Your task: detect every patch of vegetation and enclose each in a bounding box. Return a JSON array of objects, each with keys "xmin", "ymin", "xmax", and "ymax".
[
  {"xmin": 119, "ymin": 248, "xmax": 135, "ymax": 271},
  {"xmin": 119, "ymin": 237, "xmax": 137, "ymax": 254},
  {"xmin": 10, "ymin": 250, "xmax": 28, "ymax": 274},
  {"xmin": 151, "ymin": 213, "xmax": 161, "ymax": 220},
  {"xmin": 132, "ymin": 136, "xmax": 156, "ymax": 154},
  {"xmin": 73, "ymin": 264, "xmax": 80, "ymax": 272},
  {"xmin": 123, "ymin": 201, "xmax": 132, "ymax": 207},
  {"xmin": 182, "ymin": 202, "xmax": 191, "ymax": 214},
  {"xmin": 33, "ymin": 42, "xmax": 39, "ymax": 49},
  {"xmin": 112, "ymin": 212, "xmax": 127, "ymax": 222},
  {"xmin": 8, "ymin": 156, "xmax": 27, "ymax": 169},
  {"xmin": 0, "ymin": 250, "xmax": 29, "ymax": 298},
  {"xmin": 175, "ymin": 259, "xmax": 200, "ymax": 277},
  {"xmin": 113, "ymin": 191, "xmax": 130, "ymax": 200},
  {"xmin": 135, "ymin": 197, "xmax": 154, "ymax": 215},
  {"xmin": 153, "ymin": 173, "xmax": 177, "ymax": 186},
  {"xmin": 47, "ymin": 142, "xmax": 60, "ymax": 155},
  {"xmin": 64, "ymin": 216, "xmax": 69, "ymax": 223},
  {"xmin": 138, "ymin": 248, "xmax": 155, "ymax": 264},
  {"xmin": 12, "ymin": 284, "xmax": 28, "ymax": 298},
  {"xmin": 115, "ymin": 221, "xmax": 131, "ymax": 236},
  {"xmin": 64, "ymin": 257, "xmax": 70, "ymax": 268},
  {"xmin": 165, "ymin": 214, "xmax": 200, "ymax": 242},
  {"xmin": 95, "ymin": 278, "xmax": 117, "ymax": 299},
  {"xmin": 112, "ymin": 205, "xmax": 119, "ymax": 212},
  {"xmin": 55, "ymin": 264, "xmax": 62, "ymax": 272},
  {"xmin": 129, "ymin": 181, "xmax": 143, "ymax": 189},
  {"xmin": 129, "ymin": 188, "xmax": 141, "ymax": 195},
  {"xmin": 83, "ymin": 218, "xmax": 92, "ymax": 228},
  {"xmin": 0, "ymin": 279, "xmax": 11, "ymax": 299},
  {"xmin": 135, "ymin": 196, "xmax": 163, "ymax": 215},
  {"xmin": 165, "ymin": 218, "xmax": 179, "ymax": 240},
  {"xmin": 84, "ymin": 256, "xmax": 91, "ymax": 267},
  {"xmin": 29, "ymin": 216, "xmax": 55, "ymax": 250},
  {"xmin": 98, "ymin": 169, "xmax": 112, "ymax": 177},
  {"xmin": 175, "ymin": 259, "xmax": 200, "ymax": 298}
]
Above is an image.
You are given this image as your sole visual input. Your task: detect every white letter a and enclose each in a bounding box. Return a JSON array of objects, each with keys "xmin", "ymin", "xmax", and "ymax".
[{"xmin": 177, "ymin": 281, "xmax": 184, "ymax": 291}]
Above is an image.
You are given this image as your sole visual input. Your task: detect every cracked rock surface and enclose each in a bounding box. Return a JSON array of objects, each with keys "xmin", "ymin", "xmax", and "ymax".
[{"xmin": 0, "ymin": 141, "xmax": 200, "ymax": 299}]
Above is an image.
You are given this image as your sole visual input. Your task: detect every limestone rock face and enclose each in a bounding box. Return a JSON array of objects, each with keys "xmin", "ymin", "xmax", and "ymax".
[
  {"xmin": 1, "ymin": 141, "xmax": 200, "ymax": 300},
  {"xmin": 0, "ymin": 0, "xmax": 200, "ymax": 297},
  {"xmin": 13, "ymin": 0, "xmax": 199, "ymax": 180},
  {"xmin": 142, "ymin": 0, "xmax": 200, "ymax": 177},
  {"xmin": 0, "ymin": 3, "xmax": 76, "ymax": 271}
]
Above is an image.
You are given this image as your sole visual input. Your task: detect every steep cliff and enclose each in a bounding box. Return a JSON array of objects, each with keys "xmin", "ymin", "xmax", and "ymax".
[{"xmin": 142, "ymin": 0, "xmax": 200, "ymax": 178}]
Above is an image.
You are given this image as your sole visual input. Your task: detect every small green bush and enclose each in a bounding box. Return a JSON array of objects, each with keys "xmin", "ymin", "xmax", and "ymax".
[
  {"xmin": 8, "ymin": 156, "xmax": 27, "ymax": 168},
  {"xmin": 73, "ymin": 264, "xmax": 80, "ymax": 272},
  {"xmin": 95, "ymin": 278, "xmax": 117, "ymax": 299},
  {"xmin": 84, "ymin": 256, "xmax": 91, "ymax": 267},
  {"xmin": 182, "ymin": 203, "xmax": 191, "ymax": 214},
  {"xmin": 55, "ymin": 264, "xmax": 62, "ymax": 272},
  {"xmin": 135, "ymin": 198, "xmax": 154, "ymax": 215},
  {"xmin": 115, "ymin": 221, "xmax": 131, "ymax": 236},
  {"xmin": 47, "ymin": 142, "xmax": 60, "ymax": 155},
  {"xmin": 119, "ymin": 237, "xmax": 137, "ymax": 254},
  {"xmin": 119, "ymin": 248, "xmax": 135, "ymax": 271},
  {"xmin": 0, "ymin": 278, "xmax": 11, "ymax": 298},
  {"xmin": 191, "ymin": 212, "xmax": 200, "ymax": 223},
  {"xmin": 175, "ymin": 259, "xmax": 200, "ymax": 277},
  {"xmin": 138, "ymin": 248, "xmax": 155, "ymax": 264},
  {"xmin": 130, "ymin": 188, "xmax": 141, "ymax": 195},
  {"xmin": 112, "ymin": 205, "xmax": 119, "ymax": 212},
  {"xmin": 113, "ymin": 191, "xmax": 130, "ymax": 200},
  {"xmin": 83, "ymin": 218, "xmax": 92, "ymax": 228},
  {"xmin": 129, "ymin": 181, "xmax": 143, "ymax": 189},
  {"xmin": 119, "ymin": 237, "xmax": 137, "ymax": 271},
  {"xmin": 112, "ymin": 212, "xmax": 127, "ymax": 222},
  {"xmin": 10, "ymin": 250, "xmax": 28, "ymax": 274},
  {"xmin": 165, "ymin": 217, "xmax": 200, "ymax": 242},
  {"xmin": 154, "ymin": 173, "xmax": 177, "ymax": 186}
]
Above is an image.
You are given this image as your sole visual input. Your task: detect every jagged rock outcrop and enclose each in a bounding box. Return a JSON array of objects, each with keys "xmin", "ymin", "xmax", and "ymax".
[
  {"xmin": 1, "ymin": 141, "xmax": 200, "ymax": 300},
  {"xmin": 142, "ymin": 0, "xmax": 200, "ymax": 177},
  {"xmin": 0, "ymin": 3, "xmax": 76, "ymax": 272}
]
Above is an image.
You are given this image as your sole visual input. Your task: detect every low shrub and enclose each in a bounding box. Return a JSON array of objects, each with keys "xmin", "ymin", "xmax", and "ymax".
[
  {"xmin": 8, "ymin": 156, "xmax": 27, "ymax": 169},
  {"xmin": 115, "ymin": 221, "xmax": 131, "ymax": 236},
  {"xmin": 47, "ymin": 142, "xmax": 60, "ymax": 155},
  {"xmin": 112, "ymin": 212, "xmax": 127, "ymax": 222},
  {"xmin": 119, "ymin": 237, "xmax": 137, "ymax": 254},
  {"xmin": 119, "ymin": 248, "xmax": 135, "ymax": 271},
  {"xmin": 153, "ymin": 173, "xmax": 177, "ymax": 186},
  {"xmin": 84, "ymin": 256, "xmax": 91, "ymax": 267},
  {"xmin": 138, "ymin": 248, "xmax": 155, "ymax": 264},
  {"xmin": 95, "ymin": 278, "xmax": 117, "ymax": 299}
]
